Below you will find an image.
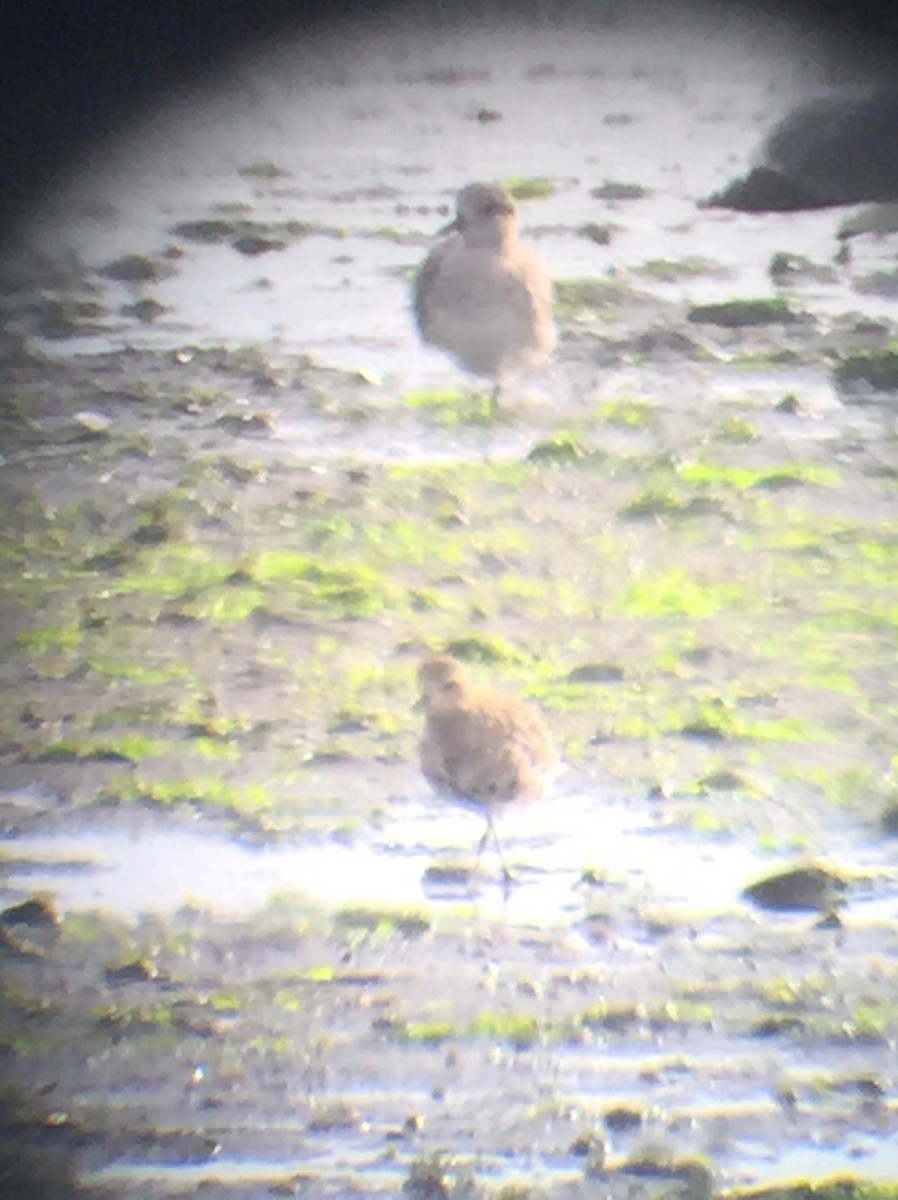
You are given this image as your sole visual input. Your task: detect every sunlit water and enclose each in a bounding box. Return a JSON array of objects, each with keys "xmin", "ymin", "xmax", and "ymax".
[
  {"xmin": 79, "ymin": 1120, "xmax": 898, "ymax": 1194},
  {"xmin": 3, "ymin": 12, "xmax": 898, "ymax": 1194},
  {"xmin": 75, "ymin": 1128, "xmax": 898, "ymax": 1195},
  {"xmin": 2, "ymin": 784, "xmax": 896, "ymax": 927},
  {"xmin": 10, "ymin": 10, "xmax": 898, "ymax": 493},
  {"xmin": 15, "ymin": 10, "xmax": 898, "ymax": 390}
]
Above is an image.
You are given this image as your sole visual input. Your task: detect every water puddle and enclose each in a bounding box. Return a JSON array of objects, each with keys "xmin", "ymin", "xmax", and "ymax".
[
  {"xmin": 79, "ymin": 1124, "xmax": 898, "ymax": 1196},
  {"xmin": 736, "ymin": 1136, "xmax": 898, "ymax": 1186},
  {"xmin": 18, "ymin": 24, "xmax": 898, "ymax": 386},
  {"xmin": 83, "ymin": 1142, "xmax": 414, "ymax": 1197},
  {"xmin": 1, "ymin": 786, "xmax": 895, "ymax": 927}
]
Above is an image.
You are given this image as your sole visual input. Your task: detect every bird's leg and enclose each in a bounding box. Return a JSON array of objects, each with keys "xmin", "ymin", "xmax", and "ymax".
[
  {"xmin": 487, "ymin": 380, "xmax": 501, "ymax": 423},
  {"xmin": 474, "ymin": 820, "xmax": 491, "ymax": 871},
  {"xmin": 481, "ymin": 381, "xmax": 502, "ymax": 466},
  {"xmin": 480, "ymin": 810, "xmax": 515, "ymax": 886},
  {"xmin": 834, "ymin": 239, "xmax": 852, "ymax": 268}
]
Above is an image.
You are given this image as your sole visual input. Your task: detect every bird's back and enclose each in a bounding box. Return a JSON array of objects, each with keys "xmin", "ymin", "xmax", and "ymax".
[
  {"xmin": 412, "ymin": 233, "xmax": 553, "ymax": 378},
  {"xmin": 420, "ymin": 684, "xmax": 557, "ymax": 809}
]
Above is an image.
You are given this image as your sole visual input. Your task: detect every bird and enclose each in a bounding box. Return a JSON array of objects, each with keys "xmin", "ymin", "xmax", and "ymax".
[
  {"xmin": 417, "ymin": 654, "xmax": 561, "ymax": 884},
  {"xmin": 412, "ymin": 182, "xmax": 555, "ymax": 418},
  {"xmin": 704, "ymin": 88, "xmax": 898, "ymax": 243}
]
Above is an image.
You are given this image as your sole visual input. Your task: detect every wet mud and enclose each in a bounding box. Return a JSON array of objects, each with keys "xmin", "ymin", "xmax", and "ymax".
[{"xmin": 1, "ymin": 7, "xmax": 898, "ymax": 1198}]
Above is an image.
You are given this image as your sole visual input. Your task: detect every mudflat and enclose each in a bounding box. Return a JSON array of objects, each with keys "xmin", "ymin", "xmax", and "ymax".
[{"xmin": 1, "ymin": 8, "xmax": 898, "ymax": 1198}]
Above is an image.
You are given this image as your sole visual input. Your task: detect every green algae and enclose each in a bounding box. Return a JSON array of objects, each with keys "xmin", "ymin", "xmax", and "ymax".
[
  {"xmin": 527, "ymin": 430, "xmax": 594, "ymax": 462},
  {"xmin": 334, "ymin": 906, "xmax": 432, "ymax": 936},
  {"xmin": 401, "ymin": 386, "xmax": 497, "ymax": 425},
  {"xmin": 504, "ymin": 175, "xmax": 555, "ymax": 200},
  {"xmin": 591, "ymin": 179, "xmax": 649, "ymax": 200},
  {"xmin": 688, "ymin": 296, "xmax": 806, "ymax": 326},
  {"xmin": 677, "ymin": 459, "xmax": 840, "ymax": 491},
  {"xmin": 636, "ymin": 256, "xmax": 722, "ymax": 281},
  {"xmin": 594, "ymin": 397, "xmax": 657, "ymax": 427},
  {"xmin": 385, "ymin": 1019, "xmax": 456, "ymax": 1045},
  {"xmin": 612, "ymin": 568, "xmax": 748, "ymax": 618},
  {"xmin": 736, "ymin": 1180, "xmax": 898, "ymax": 1200},
  {"xmin": 554, "ymin": 275, "xmax": 635, "ymax": 317},
  {"xmin": 0, "ymin": 325, "xmax": 895, "ymax": 855},
  {"xmin": 467, "ymin": 1009, "xmax": 549, "ymax": 1047},
  {"xmin": 833, "ymin": 344, "xmax": 898, "ymax": 390},
  {"xmin": 99, "ymin": 776, "xmax": 276, "ymax": 815},
  {"xmin": 443, "ymin": 635, "xmax": 529, "ymax": 665}
]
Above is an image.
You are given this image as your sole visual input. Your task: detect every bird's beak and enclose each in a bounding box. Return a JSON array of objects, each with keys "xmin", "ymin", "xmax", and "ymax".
[{"xmin": 436, "ymin": 216, "xmax": 459, "ymax": 236}]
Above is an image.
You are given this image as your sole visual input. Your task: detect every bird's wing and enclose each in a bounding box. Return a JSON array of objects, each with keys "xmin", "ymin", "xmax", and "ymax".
[
  {"xmin": 419, "ymin": 714, "xmax": 456, "ymax": 794},
  {"xmin": 504, "ymin": 248, "xmax": 555, "ymax": 347},
  {"xmin": 421, "ymin": 702, "xmax": 554, "ymax": 805},
  {"xmin": 411, "ymin": 243, "xmax": 449, "ymax": 343},
  {"xmin": 420, "ymin": 707, "xmax": 504, "ymax": 803}
]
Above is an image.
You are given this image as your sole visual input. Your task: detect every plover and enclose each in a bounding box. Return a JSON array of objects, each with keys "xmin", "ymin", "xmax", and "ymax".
[
  {"xmin": 417, "ymin": 654, "xmax": 560, "ymax": 884},
  {"xmin": 412, "ymin": 182, "xmax": 554, "ymax": 416}
]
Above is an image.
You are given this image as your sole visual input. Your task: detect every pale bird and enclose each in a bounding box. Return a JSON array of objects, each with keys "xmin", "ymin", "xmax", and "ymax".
[
  {"xmin": 412, "ymin": 182, "xmax": 554, "ymax": 418},
  {"xmin": 704, "ymin": 88, "xmax": 898, "ymax": 243},
  {"xmin": 417, "ymin": 655, "xmax": 560, "ymax": 883}
]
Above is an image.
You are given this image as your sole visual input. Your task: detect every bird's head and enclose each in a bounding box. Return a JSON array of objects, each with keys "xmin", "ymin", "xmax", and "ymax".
[
  {"xmin": 441, "ymin": 182, "xmax": 519, "ymax": 249},
  {"xmin": 417, "ymin": 655, "xmax": 469, "ymax": 710}
]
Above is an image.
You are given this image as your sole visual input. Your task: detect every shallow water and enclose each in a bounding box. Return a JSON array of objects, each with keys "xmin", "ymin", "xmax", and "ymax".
[
  {"xmin": 2, "ymin": 784, "xmax": 896, "ymax": 928},
  {"xmin": 3, "ymin": 7, "xmax": 898, "ymax": 1197},
  {"xmin": 78, "ymin": 1135, "xmax": 898, "ymax": 1196},
  {"xmin": 17, "ymin": 10, "xmax": 898, "ymax": 388}
]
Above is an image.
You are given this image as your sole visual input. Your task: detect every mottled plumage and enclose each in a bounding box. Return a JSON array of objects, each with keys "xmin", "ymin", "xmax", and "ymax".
[
  {"xmin": 412, "ymin": 182, "xmax": 554, "ymax": 413},
  {"xmin": 418, "ymin": 655, "xmax": 560, "ymax": 881}
]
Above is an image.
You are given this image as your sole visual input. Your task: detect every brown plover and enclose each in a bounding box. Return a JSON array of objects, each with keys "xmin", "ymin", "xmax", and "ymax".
[
  {"xmin": 417, "ymin": 654, "xmax": 560, "ymax": 883},
  {"xmin": 412, "ymin": 182, "xmax": 554, "ymax": 417}
]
